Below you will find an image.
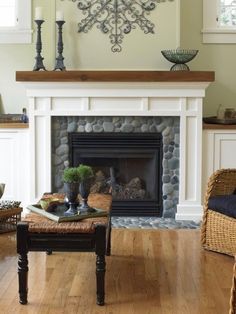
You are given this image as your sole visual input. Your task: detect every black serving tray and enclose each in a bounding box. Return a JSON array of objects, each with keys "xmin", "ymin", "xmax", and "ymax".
[
  {"xmin": 203, "ymin": 116, "xmax": 236, "ymax": 125},
  {"xmin": 27, "ymin": 204, "xmax": 107, "ymax": 223}
]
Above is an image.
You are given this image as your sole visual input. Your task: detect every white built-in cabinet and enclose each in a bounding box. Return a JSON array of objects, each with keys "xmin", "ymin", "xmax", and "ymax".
[
  {"xmin": 202, "ymin": 127, "xmax": 236, "ymax": 196},
  {"xmin": 0, "ymin": 128, "xmax": 29, "ymax": 208}
]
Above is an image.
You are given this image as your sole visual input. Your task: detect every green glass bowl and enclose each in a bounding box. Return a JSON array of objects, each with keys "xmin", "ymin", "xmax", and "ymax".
[{"xmin": 161, "ymin": 49, "xmax": 199, "ymax": 71}]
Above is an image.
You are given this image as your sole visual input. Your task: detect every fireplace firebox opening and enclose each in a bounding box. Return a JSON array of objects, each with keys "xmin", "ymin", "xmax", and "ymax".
[{"xmin": 69, "ymin": 133, "xmax": 163, "ymax": 216}]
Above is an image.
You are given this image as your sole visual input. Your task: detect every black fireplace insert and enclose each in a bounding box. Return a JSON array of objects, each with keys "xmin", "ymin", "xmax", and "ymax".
[{"xmin": 69, "ymin": 133, "xmax": 163, "ymax": 216}]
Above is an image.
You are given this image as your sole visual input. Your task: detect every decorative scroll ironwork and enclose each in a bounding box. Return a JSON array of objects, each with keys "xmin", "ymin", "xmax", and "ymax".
[{"xmin": 66, "ymin": 0, "xmax": 173, "ymax": 52}]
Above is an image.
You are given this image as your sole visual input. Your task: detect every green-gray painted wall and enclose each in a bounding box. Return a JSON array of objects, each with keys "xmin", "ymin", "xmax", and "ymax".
[{"xmin": 0, "ymin": 0, "xmax": 235, "ymax": 116}]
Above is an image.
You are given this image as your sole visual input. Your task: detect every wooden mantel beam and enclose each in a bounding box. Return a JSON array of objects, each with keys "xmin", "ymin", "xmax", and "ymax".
[{"xmin": 16, "ymin": 70, "xmax": 215, "ymax": 83}]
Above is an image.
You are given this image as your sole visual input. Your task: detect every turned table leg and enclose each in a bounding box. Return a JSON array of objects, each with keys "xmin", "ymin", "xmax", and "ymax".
[
  {"xmin": 17, "ymin": 222, "xmax": 29, "ymax": 305},
  {"xmin": 106, "ymin": 216, "xmax": 112, "ymax": 256},
  {"xmin": 95, "ymin": 224, "xmax": 106, "ymax": 305},
  {"xmin": 18, "ymin": 253, "xmax": 28, "ymax": 304}
]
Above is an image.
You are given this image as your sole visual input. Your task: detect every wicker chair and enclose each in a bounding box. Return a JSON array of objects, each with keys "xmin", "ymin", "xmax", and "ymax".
[{"xmin": 201, "ymin": 168, "xmax": 236, "ymax": 257}]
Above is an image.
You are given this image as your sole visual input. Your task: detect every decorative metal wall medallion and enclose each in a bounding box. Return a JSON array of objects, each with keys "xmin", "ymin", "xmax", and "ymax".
[{"xmin": 66, "ymin": 0, "xmax": 173, "ymax": 52}]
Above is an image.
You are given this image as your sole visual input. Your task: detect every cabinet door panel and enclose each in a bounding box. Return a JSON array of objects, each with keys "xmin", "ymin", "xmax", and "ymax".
[
  {"xmin": 0, "ymin": 133, "xmax": 17, "ymax": 200},
  {"xmin": 202, "ymin": 130, "xmax": 236, "ymax": 202},
  {"xmin": 215, "ymin": 134, "xmax": 236, "ymax": 169}
]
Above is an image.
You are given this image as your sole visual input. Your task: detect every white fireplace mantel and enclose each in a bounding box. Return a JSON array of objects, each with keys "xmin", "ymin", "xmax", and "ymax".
[{"xmin": 16, "ymin": 71, "xmax": 214, "ymax": 221}]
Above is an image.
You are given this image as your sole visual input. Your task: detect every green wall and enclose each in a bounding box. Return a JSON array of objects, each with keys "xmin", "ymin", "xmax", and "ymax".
[
  {"xmin": 57, "ymin": 0, "xmax": 179, "ymax": 70},
  {"xmin": 181, "ymin": 0, "xmax": 236, "ymax": 116},
  {"xmin": 1, "ymin": 0, "xmax": 235, "ymax": 116},
  {"xmin": 0, "ymin": 0, "xmax": 56, "ymax": 113}
]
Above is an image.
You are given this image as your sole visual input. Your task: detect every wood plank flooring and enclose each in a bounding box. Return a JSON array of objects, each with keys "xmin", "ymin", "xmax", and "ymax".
[{"xmin": 0, "ymin": 229, "xmax": 233, "ymax": 314}]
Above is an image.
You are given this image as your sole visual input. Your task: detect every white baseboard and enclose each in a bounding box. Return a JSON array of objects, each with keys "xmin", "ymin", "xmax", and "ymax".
[{"xmin": 176, "ymin": 204, "xmax": 203, "ymax": 222}]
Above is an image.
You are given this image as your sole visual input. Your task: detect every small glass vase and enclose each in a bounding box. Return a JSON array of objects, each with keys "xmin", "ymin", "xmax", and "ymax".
[
  {"xmin": 78, "ymin": 179, "xmax": 95, "ymax": 213},
  {"xmin": 64, "ymin": 182, "xmax": 79, "ymax": 215}
]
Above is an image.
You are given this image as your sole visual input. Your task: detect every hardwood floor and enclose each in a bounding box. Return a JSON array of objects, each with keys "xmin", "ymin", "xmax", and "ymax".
[{"xmin": 0, "ymin": 229, "xmax": 233, "ymax": 314}]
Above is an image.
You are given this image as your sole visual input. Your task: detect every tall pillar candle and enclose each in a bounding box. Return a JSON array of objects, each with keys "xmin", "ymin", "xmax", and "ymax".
[
  {"xmin": 56, "ymin": 11, "xmax": 64, "ymax": 21},
  {"xmin": 35, "ymin": 7, "xmax": 43, "ymax": 20}
]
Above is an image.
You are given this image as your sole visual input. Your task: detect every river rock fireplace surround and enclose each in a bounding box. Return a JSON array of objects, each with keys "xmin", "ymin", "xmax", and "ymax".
[
  {"xmin": 16, "ymin": 71, "xmax": 214, "ymax": 221},
  {"xmin": 51, "ymin": 117, "xmax": 175, "ymax": 217}
]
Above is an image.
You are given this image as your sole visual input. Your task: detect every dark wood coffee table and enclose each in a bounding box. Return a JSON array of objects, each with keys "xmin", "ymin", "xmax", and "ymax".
[{"xmin": 17, "ymin": 193, "xmax": 112, "ymax": 306}]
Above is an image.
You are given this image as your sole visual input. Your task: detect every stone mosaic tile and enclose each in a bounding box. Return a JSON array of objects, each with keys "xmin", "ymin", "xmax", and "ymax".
[{"xmin": 111, "ymin": 217, "xmax": 200, "ymax": 229}]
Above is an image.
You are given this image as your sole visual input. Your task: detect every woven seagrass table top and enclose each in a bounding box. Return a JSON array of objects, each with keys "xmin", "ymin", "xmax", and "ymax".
[{"xmin": 23, "ymin": 193, "xmax": 112, "ymax": 234}]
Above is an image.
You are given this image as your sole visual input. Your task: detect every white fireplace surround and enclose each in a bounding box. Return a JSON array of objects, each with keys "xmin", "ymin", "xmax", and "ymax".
[{"xmin": 21, "ymin": 79, "xmax": 212, "ymax": 221}]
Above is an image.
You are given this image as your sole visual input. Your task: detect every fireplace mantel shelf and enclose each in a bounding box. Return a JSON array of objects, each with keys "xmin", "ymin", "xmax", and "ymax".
[{"xmin": 16, "ymin": 70, "xmax": 215, "ymax": 83}]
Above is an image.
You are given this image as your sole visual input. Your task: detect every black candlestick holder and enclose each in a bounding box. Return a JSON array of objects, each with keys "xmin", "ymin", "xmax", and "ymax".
[
  {"xmin": 33, "ymin": 20, "xmax": 46, "ymax": 71},
  {"xmin": 54, "ymin": 20, "xmax": 66, "ymax": 71}
]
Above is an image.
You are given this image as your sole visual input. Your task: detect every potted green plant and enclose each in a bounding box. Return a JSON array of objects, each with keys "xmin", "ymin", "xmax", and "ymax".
[
  {"xmin": 77, "ymin": 164, "xmax": 94, "ymax": 212},
  {"xmin": 63, "ymin": 167, "xmax": 80, "ymax": 215}
]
